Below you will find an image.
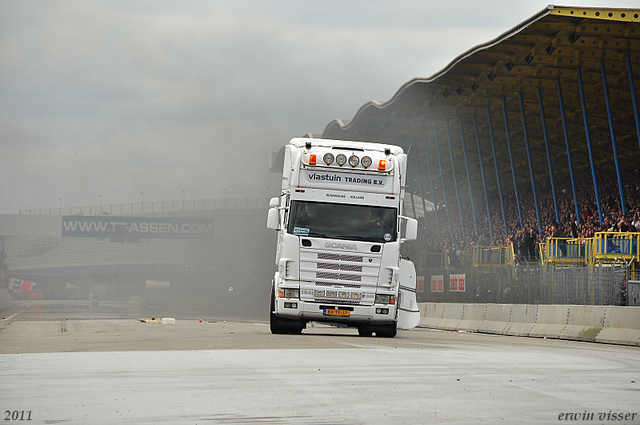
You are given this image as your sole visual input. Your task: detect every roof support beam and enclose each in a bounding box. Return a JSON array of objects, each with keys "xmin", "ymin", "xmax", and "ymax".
[
  {"xmin": 626, "ymin": 50, "xmax": 640, "ymax": 155},
  {"xmin": 556, "ymin": 78, "xmax": 582, "ymax": 225},
  {"xmin": 538, "ymin": 87, "xmax": 561, "ymax": 225},
  {"xmin": 445, "ymin": 120, "xmax": 465, "ymax": 238},
  {"xmin": 434, "ymin": 125, "xmax": 453, "ymax": 237},
  {"xmin": 487, "ymin": 106, "xmax": 509, "ymax": 237},
  {"xmin": 502, "ymin": 97, "xmax": 524, "ymax": 230},
  {"xmin": 459, "ymin": 117, "xmax": 479, "ymax": 238},
  {"xmin": 473, "ymin": 115, "xmax": 493, "ymax": 238},
  {"xmin": 423, "ymin": 136, "xmax": 441, "ymax": 236},
  {"xmin": 578, "ymin": 67, "xmax": 604, "ymax": 224},
  {"xmin": 600, "ymin": 59, "xmax": 628, "ymax": 214},
  {"xmin": 519, "ymin": 92, "xmax": 542, "ymax": 231}
]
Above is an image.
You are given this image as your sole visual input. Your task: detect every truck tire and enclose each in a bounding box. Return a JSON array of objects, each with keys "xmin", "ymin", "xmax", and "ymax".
[
  {"xmin": 357, "ymin": 325, "xmax": 373, "ymax": 337},
  {"xmin": 270, "ymin": 287, "xmax": 305, "ymax": 335},
  {"xmin": 375, "ymin": 322, "xmax": 397, "ymax": 338}
]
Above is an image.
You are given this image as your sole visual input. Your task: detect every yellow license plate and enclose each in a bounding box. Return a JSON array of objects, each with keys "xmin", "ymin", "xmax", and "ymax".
[{"xmin": 324, "ymin": 309, "xmax": 350, "ymax": 317}]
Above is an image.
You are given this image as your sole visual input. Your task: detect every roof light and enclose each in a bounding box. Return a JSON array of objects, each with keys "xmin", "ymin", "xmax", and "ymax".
[
  {"xmin": 348, "ymin": 155, "xmax": 359, "ymax": 167},
  {"xmin": 361, "ymin": 156, "xmax": 372, "ymax": 168},
  {"xmin": 309, "ymin": 154, "xmax": 316, "ymax": 165},
  {"xmin": 323, "ymin": 153, "xmax": 334, "ymax": 165},
  {"xmin": 378, "ymin": 159, "xmax": 386, "ymax": 170},
  {"xmin": 336, "ymin": 154, "xmax": 347, "ymax": 166}
]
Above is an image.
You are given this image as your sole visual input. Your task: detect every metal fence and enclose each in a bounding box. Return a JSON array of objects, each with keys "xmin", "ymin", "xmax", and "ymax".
[
  {"xmin": 19, "ymin": 197, "xmax": 270, "ymax": 216},
  {"xmin": 417, "ymin": 265, "xmax": 633, "ymax": 306}
]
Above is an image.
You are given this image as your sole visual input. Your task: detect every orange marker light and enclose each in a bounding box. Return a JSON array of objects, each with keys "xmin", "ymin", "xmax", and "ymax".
[
  {"xmin": 309, "ymin": 154, "xmax": 317, "ymax": 165},
  {"xmin": 378, "ymin": 159, "xmax": 386, "ymax": 170}
]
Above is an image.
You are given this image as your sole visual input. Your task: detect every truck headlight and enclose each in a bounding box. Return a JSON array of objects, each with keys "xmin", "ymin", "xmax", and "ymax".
[
  {"xmin": 282, "ymin": 288, "xmax": 299, "ymax": 299},
  {"xmin": 375, "ymin": 294, "xmax": 395, "ymax": 305},
  {"xmin": 375, "ymin": 294, "xmax": 391, "ymax": 304}
]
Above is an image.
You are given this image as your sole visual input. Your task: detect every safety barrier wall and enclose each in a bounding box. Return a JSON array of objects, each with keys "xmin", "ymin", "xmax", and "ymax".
[
  {"xmin": 418, "ymin": 302, "xmax": 640, "ymax": 346},
  {"xmin": 0, "ymin": 289, "xmax": 12, "ymax": 311}
]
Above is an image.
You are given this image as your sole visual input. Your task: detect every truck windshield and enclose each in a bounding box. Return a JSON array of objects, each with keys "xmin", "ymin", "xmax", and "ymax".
[{"xmin": 287, "ymin": 201, "xmax": 397, "ymax": 243}]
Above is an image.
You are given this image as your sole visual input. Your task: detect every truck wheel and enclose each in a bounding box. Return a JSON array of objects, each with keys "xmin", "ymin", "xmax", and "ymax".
[
  {"xmin": 270, "ymin": 287, "xmax": 288, "ymax": 334},
  {"xmin": 357, "ymin": 325, "xmax": 372, "ymax": 337},
  {"xmin": 375, "ymin": 323, "xmax": 397, "ymax": 338},
  {"xmin": 269, "ymin": 287, "xmax": 304, "ymax": 335}
]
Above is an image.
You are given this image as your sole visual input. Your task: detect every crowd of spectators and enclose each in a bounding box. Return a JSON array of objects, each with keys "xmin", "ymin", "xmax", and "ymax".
[{"xmin": 408, "ymin": 165, "xmax": 640, "ymax": 259}]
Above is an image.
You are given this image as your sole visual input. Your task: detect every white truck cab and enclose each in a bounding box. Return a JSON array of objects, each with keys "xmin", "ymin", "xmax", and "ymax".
[{"xmin": 267, "ymin": 138, "xmax": 419, "ymax": 337}]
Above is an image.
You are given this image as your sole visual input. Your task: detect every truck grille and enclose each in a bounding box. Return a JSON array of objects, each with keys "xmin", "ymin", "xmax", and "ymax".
[
  {"xmin": 316, "ymin": 272, "xmax": 362, "ymax": 282},
  {"xmin": 317, "ymin": 253, "xmax": 363, "ymax": 263},
  {"xmin": 316, "ymin": 282, "xmax": 361, "ymax": 288},
  {"xmin": 317, "ymin": 262, "xmax": 363, "ymax": 272},
  {"xmin": 299, "ymin": 245, "xmax": 382, "ymax": 290}
]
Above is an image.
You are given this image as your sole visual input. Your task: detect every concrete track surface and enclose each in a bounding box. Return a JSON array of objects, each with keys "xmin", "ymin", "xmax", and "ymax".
[{"xmin": 1, "ymin": 301, "xmax": 639, "ymax": 424}]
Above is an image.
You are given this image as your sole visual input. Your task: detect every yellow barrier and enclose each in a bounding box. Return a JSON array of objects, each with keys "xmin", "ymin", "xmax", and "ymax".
[
  {"xmin": 419, "ymin": 252, "xmax": 449, "ymax": 270},
  {"xmin": 421, "ymin": 232, "xmax": 638, "ymax": 270},
  {"xmin": 538, "ymin": 232, "xmax": 639, "ymax": 268},
  {"xmin": 590, "ymin": 232, "xmax": 640, "ymax": 266},
  {"xmin": 542, "ymin": 237, "xmax": 589, "ymax": 266},
  {"xmin": 472, "ymin": 246, "xmax": 513, "ymax": 267}
]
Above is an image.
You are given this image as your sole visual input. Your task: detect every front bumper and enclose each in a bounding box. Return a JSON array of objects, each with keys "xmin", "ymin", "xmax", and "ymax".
[{"xmin": 274, "ymin": 297, "xmax": 397, "ymax": 324}]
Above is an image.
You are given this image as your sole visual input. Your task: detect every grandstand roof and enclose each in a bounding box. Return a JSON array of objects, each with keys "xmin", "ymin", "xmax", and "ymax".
[{"xmin": 321, "ymin": 5, "xmax": 640, "ymax": 198}]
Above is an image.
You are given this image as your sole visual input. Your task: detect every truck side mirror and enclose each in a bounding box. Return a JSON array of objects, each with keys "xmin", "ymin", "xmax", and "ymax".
[
  {"xmin": 269, "ymin": 197, "xmax": 279, "ymax": 208},
  {"xmin": 400, "ymin": 216, "xmax": 418, "ymax": 241},
  {"xmin": 267, "ymin": 207, "xmax": 280, "ymax": 230}
]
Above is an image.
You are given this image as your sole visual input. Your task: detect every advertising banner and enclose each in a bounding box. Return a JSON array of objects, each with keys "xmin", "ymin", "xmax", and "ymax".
[
  {"xmin": 449, "ymin": 274, "xmax": 466, "ymax": 292},
  {"xmin": 431, "ymin": 275, "xmax": 443, "ymax": 293},
  {"xmin": 449, "ymin": 275, "xmax": 458, "ymax": 292},
  {"xmin": 62, "ymin": 216, "xmax": 214, "ymax": 239}
]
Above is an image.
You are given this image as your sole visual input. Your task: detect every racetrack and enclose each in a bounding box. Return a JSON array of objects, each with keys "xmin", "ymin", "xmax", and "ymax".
[{"xmin": 1, "ymin": 300, "xmax": 639, "ymax": 424}]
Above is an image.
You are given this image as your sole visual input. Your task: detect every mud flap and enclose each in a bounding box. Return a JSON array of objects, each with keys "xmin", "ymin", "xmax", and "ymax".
[{"xmin": 397, "ymin": 258, "xmax": 420, "ymax": 330}]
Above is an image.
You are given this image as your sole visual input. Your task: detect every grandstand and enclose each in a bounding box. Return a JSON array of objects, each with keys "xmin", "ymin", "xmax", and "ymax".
[{"xmin": 315, "ymin": 5, "xmax": 640, "ymax": 304}]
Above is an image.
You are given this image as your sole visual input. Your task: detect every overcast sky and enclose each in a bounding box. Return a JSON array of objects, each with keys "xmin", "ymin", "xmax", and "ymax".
[{"xmin": 1, "ymin": 0, "xmax": 636, "ymax": 214}]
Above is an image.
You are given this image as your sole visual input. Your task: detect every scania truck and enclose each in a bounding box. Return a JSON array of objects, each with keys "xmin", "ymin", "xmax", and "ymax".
[{"xmin": 266, "ymin": 138, "xmax": 420, "ymax": 337}]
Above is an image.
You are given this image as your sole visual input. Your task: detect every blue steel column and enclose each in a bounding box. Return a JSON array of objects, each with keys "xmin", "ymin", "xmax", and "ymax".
[
  {"xmin": 401, "ymin": 136, "xmax": 417, "ymax": 219},
  {"xmin": 434, "ymin": 125, "xmax": 453, "ymax": 237},
  {"xmin": 626, "ymin": 50, "xmax": 640, "ymax": 154},
  {"xmin": 577, "ymin": 67, "xmax": 604, "ymax": 224},
  {"xmin": 502, "ymin": 96, "xmax": 523, "ymax": 229},
  {"xmin": 537, "ymin": 87, "xmax": 560, "ymax": 225},
  {"xmin": 487, "ymin": 106, "xmax": 509, "ymax": 237},
  {"xmin": 473, "ymin": 114, "xmax": 493, "ymax": 238},
  {"xmin": 556, "ymin": 78, "xmax": 581, "ymax": 224},
  {"xmin": 459, "ymin": 117, "xmax": 479, "ymax": 237},
  {"xmin": 423, "ymin": 136, "xmax": 441, "ymax": 236},
  {"xmin": 445, "ymin": 119, "xmax": 465, "ymax": 237},
  {"xmin": 601, "ymin": 59, "xmax": 628, "ymax": 214},
  {"xmin": 411, "ymin": 136, "xmax": 428, "ymax": 228},
  {"xmin": 518, "ymin": 92, "xmax": 542, "ymax": 231}
]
